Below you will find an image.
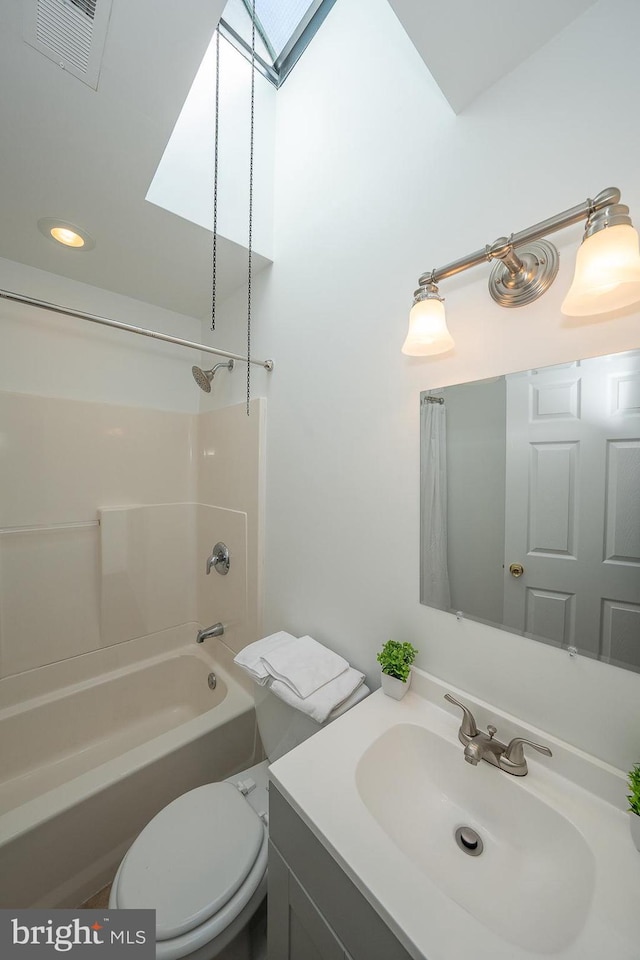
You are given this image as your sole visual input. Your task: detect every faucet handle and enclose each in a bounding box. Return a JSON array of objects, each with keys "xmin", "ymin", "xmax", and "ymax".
[
  {"xmin": 444, "ymin": 693, "xmax": 478, "ymax": 738},
  {"xmin": 503, "ymin": 737, "xmax": 552, "ymax": 766},
  {"xmin": 206, "ymin": 542, "xmax": 230, "ymax": 576}
]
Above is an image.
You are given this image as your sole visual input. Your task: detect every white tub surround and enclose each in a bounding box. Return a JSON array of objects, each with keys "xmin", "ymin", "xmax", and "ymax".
[
  {"xmin": 0, "ymin": 629, "xmax": 261, "ymax": 908},
  {"xmin": 0, "ymin": 389, "xmax": 265, "ymax": 679},
  {"xmin": 269, "ymin": 666, "xmax": 640, "ymax": 960}
]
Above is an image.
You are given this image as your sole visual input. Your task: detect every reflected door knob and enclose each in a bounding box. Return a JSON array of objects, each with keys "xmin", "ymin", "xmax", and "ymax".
[{"xmin": 509, "ymin": 562, "xmax": 524, "ymax": 578}]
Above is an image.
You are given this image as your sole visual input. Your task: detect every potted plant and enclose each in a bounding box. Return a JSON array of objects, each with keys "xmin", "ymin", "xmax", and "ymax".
[
  {"xmin": 377, "ymin": 640, "xmax": 418, "ymax": 700},
  {"xmin": 627, "ymin": 763, "xmax": 640, "ymax": 851}
]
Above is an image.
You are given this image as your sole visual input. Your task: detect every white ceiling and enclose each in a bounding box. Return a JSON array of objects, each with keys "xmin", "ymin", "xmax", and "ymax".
[
  {"xmin": 0, "ymin": 0, "xmax": 598, "ymax": 319},
  {"xmin": 387, "ymin": 0, "xmax": 598, "ymax": 114},
  {"xmin": 0, "ymin": 0, "xmax": 270, "ymax": 319}
]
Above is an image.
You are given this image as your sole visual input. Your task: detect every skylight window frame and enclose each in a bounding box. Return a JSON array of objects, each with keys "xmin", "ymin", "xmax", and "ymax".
[
  {"xmin": 239, "ymin": 0, "xmax": 276, "ymax": 63},
  {"xmin": 217, "ymin": 19, "xmax": 279, "ymax": 86},
  {"xmin": 218, "ymin": 0, "xmax": 337, "ymax": 88}
]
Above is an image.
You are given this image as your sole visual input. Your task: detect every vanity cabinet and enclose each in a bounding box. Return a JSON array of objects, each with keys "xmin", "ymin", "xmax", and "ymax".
[{"xmin": 268, "ymin": 784, "xmax": 414, "ymax": 960}]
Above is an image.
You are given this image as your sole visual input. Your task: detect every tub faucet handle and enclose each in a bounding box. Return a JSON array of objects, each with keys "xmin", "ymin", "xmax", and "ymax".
[{"xmin": 206, "ymin": 542, "xmax": 230, "ymax": 576}]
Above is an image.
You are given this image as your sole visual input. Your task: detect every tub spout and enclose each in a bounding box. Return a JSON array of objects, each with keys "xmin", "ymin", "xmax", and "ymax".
[{"xmin": 196, "ymin": 623, "xmax": 224, "ymax": 644}]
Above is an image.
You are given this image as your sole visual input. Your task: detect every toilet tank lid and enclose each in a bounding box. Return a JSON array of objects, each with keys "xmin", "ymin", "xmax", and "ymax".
[{"xmin": 116, "ymin": 782, "xmax": 265, "ymax": 941}]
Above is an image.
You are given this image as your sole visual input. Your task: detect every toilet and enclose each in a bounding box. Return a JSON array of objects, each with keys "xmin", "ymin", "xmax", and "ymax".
[{"xmin": 109, "ymin": 680, "xmax": 369, "ymax": 960}]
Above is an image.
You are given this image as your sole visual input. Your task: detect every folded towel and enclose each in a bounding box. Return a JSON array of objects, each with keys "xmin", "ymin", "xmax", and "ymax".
[
  {"xmin": 233, "ymin": 631, "xmax": 296, "ymax": 685},
  {"xmin": 260, "ymin": 634, "xmax": 349, "ymax": 699},
  {"xmin": 269, "ymin": 667, "xmax": 365, "ymax": 724}
]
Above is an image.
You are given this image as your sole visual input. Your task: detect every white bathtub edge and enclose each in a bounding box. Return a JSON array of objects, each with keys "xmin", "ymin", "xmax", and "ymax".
[{"xmin": 0, "ymin": 653, "xmax": 255, "ymax": 847}]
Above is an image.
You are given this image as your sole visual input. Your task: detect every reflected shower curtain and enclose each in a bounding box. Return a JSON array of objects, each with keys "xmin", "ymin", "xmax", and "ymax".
[{"xmin": 420, "ymin": 398, "xmax": 451, "ymax": 611}]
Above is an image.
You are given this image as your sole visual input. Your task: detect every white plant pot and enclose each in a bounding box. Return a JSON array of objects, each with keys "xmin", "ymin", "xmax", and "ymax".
[
  {"xmin": 630, "ymin": 811, "xmax": 640, "ymax": 852},
  {"xmin": 381, "ymin": 670, "xmax": 411, "ymax": 700}
]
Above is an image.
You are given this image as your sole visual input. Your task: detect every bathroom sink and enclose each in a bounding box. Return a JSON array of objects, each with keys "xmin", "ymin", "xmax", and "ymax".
[
  {"xmin": 355, "ymin": 722, "xmax": 595, "ymax": 953},
  {"xmin": 269, "ymin": 670, "xmax": 640, "ymax": 960}
]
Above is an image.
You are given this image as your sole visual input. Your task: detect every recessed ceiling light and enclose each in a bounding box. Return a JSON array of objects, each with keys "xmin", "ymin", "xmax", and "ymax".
[{"xmin": 37, "ymin": 218, "xmax": 95, "ymax": 251}]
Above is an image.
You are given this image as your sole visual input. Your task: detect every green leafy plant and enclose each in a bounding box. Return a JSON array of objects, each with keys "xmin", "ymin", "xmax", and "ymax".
[
  {"xmin": 628, "ymin": 763, "xmax": 640, "ymax": 816},
  {"xmin": 376, "ymin": 640, "xmax": 418, "ymax": 683}
]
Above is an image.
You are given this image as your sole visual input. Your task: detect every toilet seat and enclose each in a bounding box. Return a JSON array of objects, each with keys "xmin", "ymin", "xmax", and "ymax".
[{"xmin": 111, "ymin": 781, "xmax": 268, "ymax": 957}]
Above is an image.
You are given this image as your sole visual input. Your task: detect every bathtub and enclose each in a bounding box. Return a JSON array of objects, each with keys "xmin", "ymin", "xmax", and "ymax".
[{"xmin": 0, "ymin": 626, "xmax": 261, "ymax": 908}]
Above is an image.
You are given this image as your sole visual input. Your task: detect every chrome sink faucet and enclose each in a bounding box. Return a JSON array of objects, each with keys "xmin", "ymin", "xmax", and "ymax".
[{"xmin": 444, "ymin": 693, "xmax": 552, "ymax": 777}]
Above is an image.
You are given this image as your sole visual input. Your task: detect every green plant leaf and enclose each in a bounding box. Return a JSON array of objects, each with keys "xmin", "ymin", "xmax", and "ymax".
[
  {"xmin": 377, "ymin": 640, "xmax": 418, "ymax": 683},
  {"xmin": 627, "ymin": 763, "xmax": 640, "ymax": 815}
]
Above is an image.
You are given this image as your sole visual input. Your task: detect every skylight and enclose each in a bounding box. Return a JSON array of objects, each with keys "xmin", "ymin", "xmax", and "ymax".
[{"xmin": 219, "ymin": 0, "xmax": 336, "ymax": 87}]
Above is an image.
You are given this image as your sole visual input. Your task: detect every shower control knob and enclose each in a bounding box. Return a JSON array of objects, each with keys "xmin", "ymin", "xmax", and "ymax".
[{"xmin": 206, "ymin": 542, "xmax": 230, "ymax": 575}]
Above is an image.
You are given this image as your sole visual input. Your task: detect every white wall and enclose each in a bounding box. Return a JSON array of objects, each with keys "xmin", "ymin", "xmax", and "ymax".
[
  {"xmin": 147, "ymin": 31, "xmax": 275, "ymax": 260},
  {"xmin": 0, "ymin": 257, "xmax": 263, "ymax": 676},
  {"xmin": 207, "ymin": 0, "xmax": 640, "ymax": 770},
  {"xmin": 0, "ymin": 257, "xmax": 204, "ymax": 412}
]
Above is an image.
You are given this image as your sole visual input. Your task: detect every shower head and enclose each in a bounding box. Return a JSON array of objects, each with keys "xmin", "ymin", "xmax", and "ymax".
[{"xmin": 192, "ymin": 359, "xmax": 234, "ymax": 392}]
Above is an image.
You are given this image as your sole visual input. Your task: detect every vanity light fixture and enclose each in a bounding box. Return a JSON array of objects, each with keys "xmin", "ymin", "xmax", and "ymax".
[
  {"xmin": 403, "ymin": 282, "xmax": 454, "ymax": 356},
  {"xmin": 37, "ymin": 218, "xmax": 95, "ymax": 251},
  {"xmin": 561, "ymin": 204, "xmax": 640, "ymax": 315},
  {"xmin": 404, "ymin": 186, "xmax": 640, "ymax": 356}
]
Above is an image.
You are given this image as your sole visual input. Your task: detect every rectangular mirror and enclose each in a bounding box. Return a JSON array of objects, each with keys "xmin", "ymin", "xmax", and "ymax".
[{"xmin": 420, "ymin": 349, "xmax": 640, "ymax": 673}]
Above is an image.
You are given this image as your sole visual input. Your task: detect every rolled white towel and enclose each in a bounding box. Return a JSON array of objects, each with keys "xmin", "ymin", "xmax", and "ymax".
[
  {"xmin": 269, "ymin": 667, "xmax": 365, "ymax": 724},
  {"xmin": 233, "ymin": 631, "xmax": 296, "ymax": 685},
  {"xmin": 260, "ymin": 635, "xmax": 349, "ymax": 699}
]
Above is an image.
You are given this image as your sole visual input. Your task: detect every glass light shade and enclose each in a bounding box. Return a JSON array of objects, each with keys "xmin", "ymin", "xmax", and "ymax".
[
  {"xmin": 561, "ymin": 223, "xmax": 640, "ymax": 316},
  {"xmin": 37, "ymin": 218, "xmax": 95, "ymax": 251},
  {"xmin": 402, "ymin": 297, "xmax": 454, "ymax": 356},
  {"xmin": 50, "ymin": 226, "xmax": 85, "ymax": 247}
]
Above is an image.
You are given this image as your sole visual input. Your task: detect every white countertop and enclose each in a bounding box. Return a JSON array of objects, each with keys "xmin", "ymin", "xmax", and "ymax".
[{"xmin": 269, "ymin": 668, "xmax": 640, "ymax": 960}]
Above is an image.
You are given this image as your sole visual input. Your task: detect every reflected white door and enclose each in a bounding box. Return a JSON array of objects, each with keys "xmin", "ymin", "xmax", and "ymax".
[{"xmin": 503, "ymin": 352, "xmax": 640, "ymax": 667}]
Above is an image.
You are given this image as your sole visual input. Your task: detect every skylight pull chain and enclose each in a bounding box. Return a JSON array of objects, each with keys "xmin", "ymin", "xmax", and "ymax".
[
  {"xmin": 246, "ymin": 0, "xmax": 256, "ymax": 415},
  {"xmin": 211, "ymin": 26, "xmax": 221, "ymax": 332}
]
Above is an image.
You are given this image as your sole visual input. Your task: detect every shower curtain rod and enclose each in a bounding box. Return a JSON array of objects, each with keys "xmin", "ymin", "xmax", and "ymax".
[{"xmin": 0, "ymin": 289, "xmax": 275, "ymax": 370}]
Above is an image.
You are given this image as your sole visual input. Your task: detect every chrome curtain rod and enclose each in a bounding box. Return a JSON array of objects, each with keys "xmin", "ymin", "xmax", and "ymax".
[
  {"xmin": 418, "ymin": 187, "xmax": 621, "ymax": 287},
  {"xmin": 0, "ymin": 289, "xmax": 275, "ymax": 370}
]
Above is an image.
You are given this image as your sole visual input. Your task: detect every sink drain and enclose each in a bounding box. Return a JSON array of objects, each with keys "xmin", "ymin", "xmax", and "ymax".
[
  {"xmin": 207, "ymin": 672, "xmax": 217, "ymax": 690},
  {"xmin": 454, "ymin": 826, "xmax": 483, "ymax": 857}
]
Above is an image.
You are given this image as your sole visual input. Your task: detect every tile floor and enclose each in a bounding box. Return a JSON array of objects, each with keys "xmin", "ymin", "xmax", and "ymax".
[{"xmin": 80, "ymin": 883, "xmax": 112, "ymax": 909}]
